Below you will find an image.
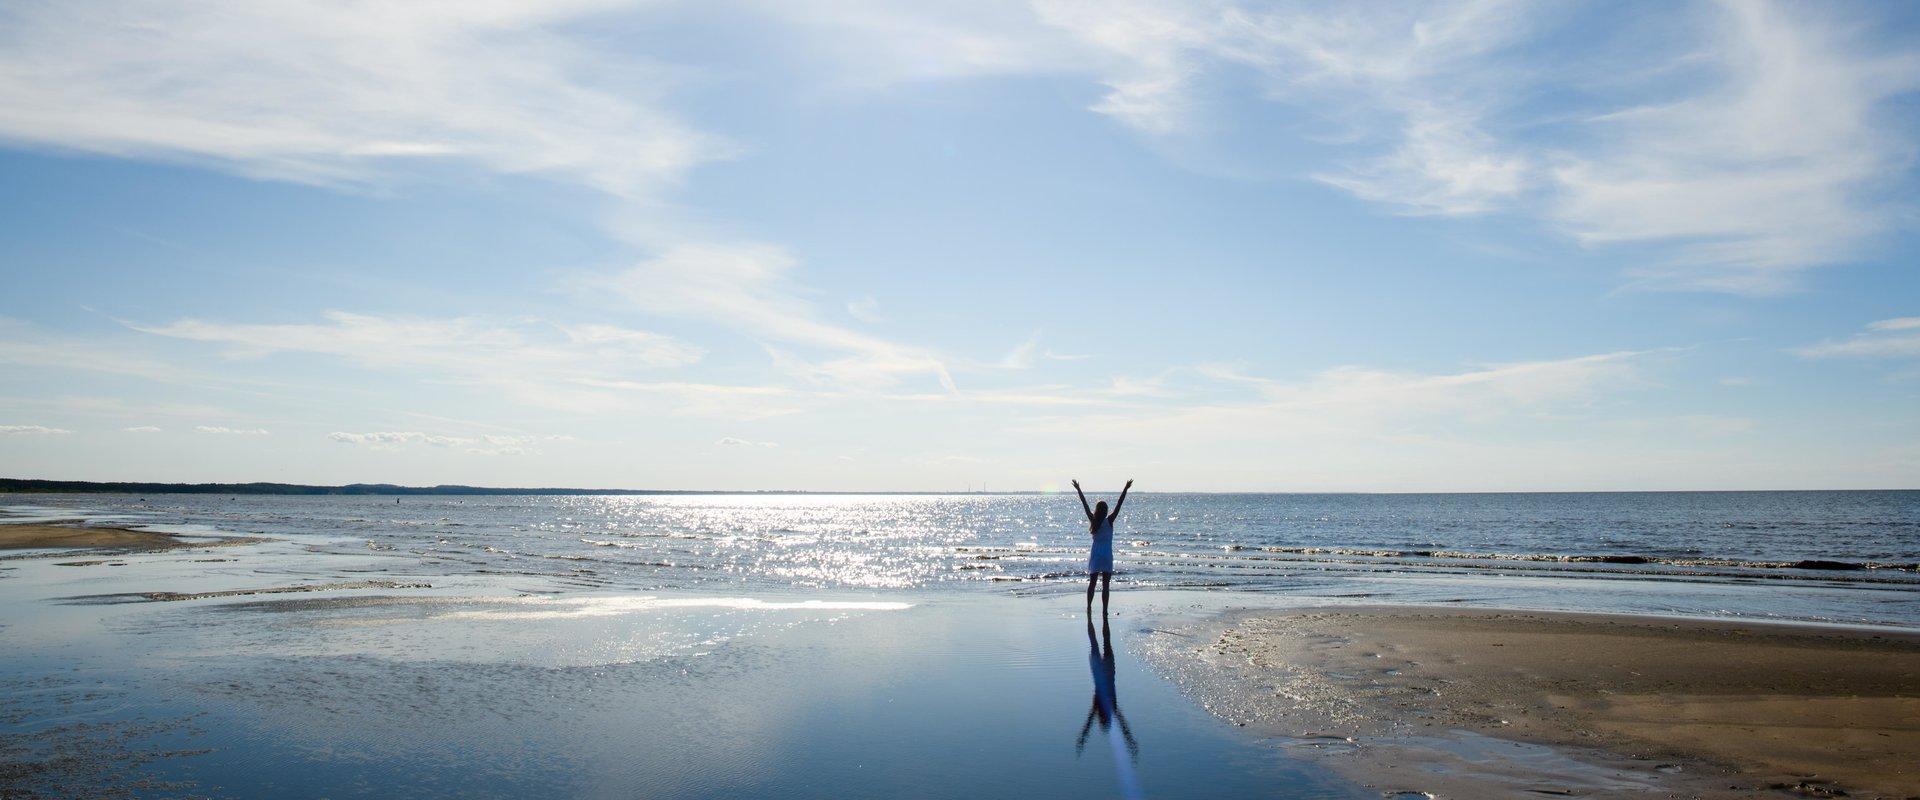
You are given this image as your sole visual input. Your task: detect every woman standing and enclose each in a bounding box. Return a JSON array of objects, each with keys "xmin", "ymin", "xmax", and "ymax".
[{"xmin": 1071, "ymin": 478, "xmax": 1132, "ymax": 617}]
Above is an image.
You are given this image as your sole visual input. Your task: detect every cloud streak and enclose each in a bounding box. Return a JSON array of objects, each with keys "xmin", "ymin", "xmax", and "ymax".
[
  {"xmin": 1025, "ymin": 350, "xmax": 1647, "ymax": 441},
  {"xmin": 1795, "ymin": 317, "xmax": 1920, "ymax": 359},
  {"xmin": 135, "ymin": 311, "xmax": 704, "ymax": 412},
  {"xmin": 0, "ymin": 0, "xmax": 725, "ymax": 196},
  {"xmin": 587, "ymin": 243, "xmax": 958, "ymax": 393}
]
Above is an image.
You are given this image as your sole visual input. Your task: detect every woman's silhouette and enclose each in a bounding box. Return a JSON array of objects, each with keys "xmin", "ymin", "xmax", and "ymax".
[{"xmin": 1072, "ymin": 478, "xmax": 1132, "ymax": 617}]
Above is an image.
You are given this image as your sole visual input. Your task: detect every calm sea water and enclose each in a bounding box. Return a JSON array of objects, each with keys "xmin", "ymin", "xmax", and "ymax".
[{"xmin": 7, "ymin": 490, "xmax": 1916, "ymax": 603}]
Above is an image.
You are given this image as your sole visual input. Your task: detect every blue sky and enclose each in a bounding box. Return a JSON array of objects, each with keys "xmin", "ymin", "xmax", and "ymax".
[{"xmin": 1, "ymin": 0, "xmax": 1916, "ymax": 491}]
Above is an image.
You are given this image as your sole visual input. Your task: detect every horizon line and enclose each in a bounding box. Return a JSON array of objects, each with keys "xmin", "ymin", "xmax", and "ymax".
[{"xmin": 2, "ymin": 478, "xmax": 1915, "ymax": 497}]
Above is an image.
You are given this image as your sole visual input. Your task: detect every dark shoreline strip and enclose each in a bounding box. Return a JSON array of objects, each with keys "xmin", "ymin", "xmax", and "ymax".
[{"xmin": 64, "ymin": 580, "xmax": 432, "ymax": 604}]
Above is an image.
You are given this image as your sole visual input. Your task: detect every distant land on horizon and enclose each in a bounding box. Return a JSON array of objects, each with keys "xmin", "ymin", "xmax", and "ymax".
[
  {"xmin": 2, "ymin": 478, "xmax": 1915, "ymax": 496},
  {"xmin": 0, "ymin": 478, "xmax": 849, "ymax": 496}
]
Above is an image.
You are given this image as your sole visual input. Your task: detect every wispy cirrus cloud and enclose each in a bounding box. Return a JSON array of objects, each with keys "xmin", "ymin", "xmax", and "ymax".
[
  {"xmin": 136, "ymin": 312, "xmax": 701, "ymax": 371},
  {"xmin": 1550, "ymin": 1, "xmax": 1920, "ymax": 293},
  {"xmin": 0, "ymin": 0, "xmax": 725, "ymax": 196},
  {"xmin": 1794, "ymin": 317, "xmax": 1920, "ymax": 359},
  {"xmin": 121, "ymin": 426, "xmax": 163, "ymax": 433},
  {"xmin": 586, "ymin": 243, "xmax": 958, "ymax": 393},
  {"xmin": 134, "ymin": 311, "xmax": 703, "ymax": 412},
  {"xmin": 782, "ymin": 0, "xmax": 1917, "ymax": 293},
  {"xmin": 1004, "ymin": 349, "xmax": 1670, "ymax": 489},
  {"xmin": 716, "ymin": 436, "xmax": 778, "ymax": 448},
  {"xmin": 1026, "ymin": 350, "xmax": 1647, "ymax": 440},
  {"xmin": 1060, "ymin": 0, "xmax": 1915, "ymax": 292},
  {"xmin": 0, "ymin": 318, "xmax": 188, "ymax": 383},
  {"xmin": 0, "ymin": 2, "xmax": 961, "ymax": 405}
]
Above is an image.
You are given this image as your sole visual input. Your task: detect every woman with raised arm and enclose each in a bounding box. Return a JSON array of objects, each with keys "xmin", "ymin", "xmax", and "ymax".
[{"xmin": 1071, "ymin": 478, "xmax": 1132, "ymax": 617}]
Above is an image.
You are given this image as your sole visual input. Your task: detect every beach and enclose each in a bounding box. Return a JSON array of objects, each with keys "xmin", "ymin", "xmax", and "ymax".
[
  {"xmin": 9, "ymin": 1, "xmax": 1920, "ymax": 795},
  {"xmin": 4, "ymin": 493, "xmax": 1919, "ymax": 798},
  {"xmin": 0, "ymin": 522, "xmax": 206, "ymax": 550},
  {"xmin": 1145, "ymin": 606, "xmax": 1920, "ymax": 798}
]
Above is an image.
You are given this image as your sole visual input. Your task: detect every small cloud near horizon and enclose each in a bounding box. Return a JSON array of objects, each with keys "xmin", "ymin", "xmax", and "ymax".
[
  {"xmin": 1, "ymin": 424, "xmax": 72, "ymax": 435},
  {"xmin": 329, "ymin": 431, "xmax": 565, "ymax": 455},
  {"xmin": 196, "ymin": 426, "xmax": 269, "ymax": 435}
]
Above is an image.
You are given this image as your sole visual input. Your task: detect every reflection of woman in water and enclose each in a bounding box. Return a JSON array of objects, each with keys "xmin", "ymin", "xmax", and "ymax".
[
  {"xmin": 1072, "ymin": 478, "xmax": 1132, "ymax": 617},
  {"xmin": 1077, "ymin": 620, "xmax": 1139, "ymax": 764}
]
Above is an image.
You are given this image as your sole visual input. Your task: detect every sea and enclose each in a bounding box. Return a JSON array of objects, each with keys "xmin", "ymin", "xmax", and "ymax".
[{"xmin": 6, "ymin": 489, "xmax": 1918, "ymax": 626}]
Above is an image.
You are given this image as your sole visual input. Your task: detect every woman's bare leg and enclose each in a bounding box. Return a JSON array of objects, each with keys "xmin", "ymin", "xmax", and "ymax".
[
  {"xmin": 1100, "ymin": 572, "xmax": 1111, "ymax": 616},
  {"xmin": 1086, "ymin": 574, "xmax": 1097, "ymax": 614}
]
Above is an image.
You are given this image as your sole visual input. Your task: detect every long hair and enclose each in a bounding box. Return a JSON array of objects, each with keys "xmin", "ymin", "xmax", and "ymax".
[{"xmin": 1092, "ymin": 500, "xmax": 1109, "ymax": 528}]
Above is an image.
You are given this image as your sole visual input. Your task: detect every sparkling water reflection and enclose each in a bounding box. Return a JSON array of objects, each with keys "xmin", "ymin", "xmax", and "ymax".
[{"xmin": 6, "ymin": 490, "xmax": 1918, "ymax": 625}]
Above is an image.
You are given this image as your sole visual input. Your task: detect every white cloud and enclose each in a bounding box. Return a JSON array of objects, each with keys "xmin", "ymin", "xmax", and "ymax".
[
  {"xmin": 1019, "ymin": 0, "xmax": 1540, "ymax": 210},
  {"xmin": 572, "ymin": 378, "xmax": 804, "ymax": 420},
  {"xmin": 329, "ymin": 431, "xmax": 562, "ymax": 455},
  {"xmin": 1029, "ymin": 0, "xmax": 1218, "ymax": 136},
  {"xmin": 1794, "ymin": 317, "xmax": 1920, "ymax": 359},
  {"xmin": 0, "ymin": 424, "xmax": 72, "ymax": 435},
  {"xmin": 716, "ymin": 436, "xmax": 778, "ymax": 448},
  {"xmin": 588, "ymin": 243, "xmax": 957, "ymax": 392},
  {"xmin": 1056, "ymin": 0, "xmax": 1914, "ymax": 291},
  {"xmin": 845, "ymin": 296, "xmax": 883, "ymax": 323},
  {"xmin": 135, "ymin": 311, "xmax": 702, "ymax": 412},
  {"xmin": 1077, "ymin": 0, "xmax": 1911, "ymax": 291},
  {"xmin": 884, "ymin": 386, "xmax": 1132, "ymax": 408},
  {"xmin": 121, "ymin": 425, "xmax": 163, "ymax": 433},
  {"xmin": 1314, "ymin": 105, "xmax": 1532, "ymax": 216},
  {"xmin": 1868, "ymin": 317, "xmax": 1920, "ymax": 332},
  {"xmin": 1023, "ymin": 350, "xmax": 1647, "ymax": 443},
  {"xmin": 0, "ymin": 318, "xmax": 187, "ymax": 382},
  {"xmin": 139, "ymin": 312, "xmax": 700, "ymax": 370},
  {"xmin": 1550, "ymin": 1, "xmax": 1920, "ymax": 293},
  {"xmin": 779, "ymin": 1, "xmax": 1917, "ymax": 292},
  {"xmin": 1001, "ymin": 332, "xmax": 1042, "ymax": 369},
  {"xmin": 744, "ymin": 0, "xmax": 1087, "ymax": 89},
  {"xmin": 0, "ymin": 0, "xmax": 725, "ymax": 197},
  {"xmin": 330, "ymin": 431, "xmax": 465, "ymax": 447},
  {"xmin": 1105, "ymin": 374, "xmax": 1175, "ymax": 397},
  {"xmin": 196, "ymin": 425, "xmax": 269, "ymax": 435}
]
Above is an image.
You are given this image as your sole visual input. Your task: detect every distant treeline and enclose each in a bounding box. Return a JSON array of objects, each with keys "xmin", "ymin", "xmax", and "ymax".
[
  {"xmin": 0, "ymin": 478, "xmax": 696, "ymax": 496},
  {"xmin": 0, "ymin": 478, "xmax": 1021, "ymax": 495}
]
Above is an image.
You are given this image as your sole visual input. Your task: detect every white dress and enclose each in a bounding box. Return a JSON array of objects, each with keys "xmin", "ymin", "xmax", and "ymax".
[{"xmin": 1088, "ymin": 516, "xmax": 1115, "ymax": 574}]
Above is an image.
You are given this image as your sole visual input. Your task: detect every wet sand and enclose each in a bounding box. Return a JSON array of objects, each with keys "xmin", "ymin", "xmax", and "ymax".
[
  {"xmin": 1150, "ymin": 606, "xmax": 1920, "ymax": 799},
  {"xmin": 0, "ymin": 523, "xmax": 192, "ymax": 550},
  {"xmin": 1, "ymin": 565, "xmax": 1369, "ymax": 799}
]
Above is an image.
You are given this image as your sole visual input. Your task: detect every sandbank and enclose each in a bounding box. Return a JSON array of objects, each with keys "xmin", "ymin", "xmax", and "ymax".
[{"xmin": 1151, "ymin": 606, "xmax": 1920, "ymax": 798}]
